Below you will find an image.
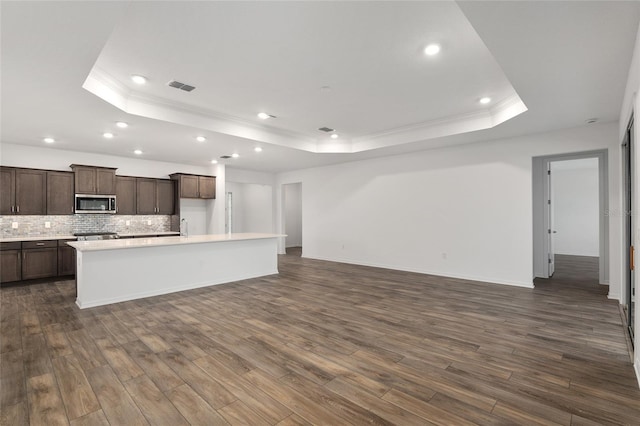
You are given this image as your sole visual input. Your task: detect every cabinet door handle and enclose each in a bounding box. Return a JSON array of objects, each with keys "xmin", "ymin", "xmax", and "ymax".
[
  {"xmin": 16, "ymin": 205, "xmax": 19, "ymax": 213},
  {"xmin": 11, "ymin": 206, "xmax": 14, "ymax": 213},
  {"xmin": 36, "ymin": 243, "xmax": 45, "ymax": 246}
]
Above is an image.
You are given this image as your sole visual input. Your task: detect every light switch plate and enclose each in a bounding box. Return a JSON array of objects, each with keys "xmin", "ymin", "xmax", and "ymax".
[
  {"xmin": 45, "ymin": 221, "xmax": 51, "ymax": 228},
  {"xmin": 147, "ymin": 220, "xmax": 152, "ymax": 225},
  {"xmin": 126, "ymin": 220, "xmax": 130, "ymax": 226},
  {"xmin": 11, "ymin": 222, "xmax": 18, "ymax": 229}
]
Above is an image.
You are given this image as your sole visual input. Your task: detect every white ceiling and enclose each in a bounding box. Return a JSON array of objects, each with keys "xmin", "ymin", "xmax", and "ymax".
[{"xmin": 1, "ymin": 1, "xmax": 639, "ymax": 173}]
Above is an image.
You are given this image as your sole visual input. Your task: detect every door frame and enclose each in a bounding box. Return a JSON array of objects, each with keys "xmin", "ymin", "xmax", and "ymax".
[
  {"xmin": 623, "ymin": 114, "xmax": 635, "ymax": 342},
  {"xmin": 280, "ymin": 182, "xmax": 303, "ymax": 255},
  {"xmin": 532, "ymin": 150, "xmax": 609, "ymax": 285}
]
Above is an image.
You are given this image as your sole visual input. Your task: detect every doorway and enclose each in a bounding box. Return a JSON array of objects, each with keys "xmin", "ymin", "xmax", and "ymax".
[
  {"xmin": 623, "ymin": 114, "xmax": 635, "ymax": 343},
  {"xmin": 282, "ymin": 183, "xmax": 302, "ymax": 256},
  {"xmin": 532, "ymin": 150, "xmax": 609, "ymax": 286}
]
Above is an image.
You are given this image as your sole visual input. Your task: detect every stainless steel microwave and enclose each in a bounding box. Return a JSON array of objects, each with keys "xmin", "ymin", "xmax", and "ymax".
[{"xmin": 75, "ymin": 194, "xmax": 117, "ymax": 214}]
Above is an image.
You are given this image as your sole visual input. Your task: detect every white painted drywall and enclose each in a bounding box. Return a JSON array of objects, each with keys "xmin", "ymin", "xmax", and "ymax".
[
  {"xmin": 550, "ymin": 159, "xmax": 600, "ymax": 256},
  {"xmin": 0, "ymin": 143, "xmax": 213, "ymax": 177},
  {"xmin": 226, "ymin": 181, "xmax": 273, "ymax": 233},
  {"xmin": 179, "ymin": 199, "xmax": 208, "ymax": 236},
  {"xmin": 551, "ymin": 159, "xmax": 600, "ymax": 256},
  {"xmin": 276, "ymin": 122, "xmax": 620, "ymax": 293},
  {"xmin": 284, "ymin": 183, "xmax": 302, "ymax": 247}
]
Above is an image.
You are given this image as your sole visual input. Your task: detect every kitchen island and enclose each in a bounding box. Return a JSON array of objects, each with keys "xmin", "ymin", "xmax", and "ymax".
[{"xmin": 68, "ymin": 233, "xmax": 283, "ymax": 309}]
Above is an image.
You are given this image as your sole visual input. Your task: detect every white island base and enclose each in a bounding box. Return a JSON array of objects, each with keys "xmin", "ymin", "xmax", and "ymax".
[{"xmin": 68, "ymin": 233, "xmax": 283, "ymax": 309}]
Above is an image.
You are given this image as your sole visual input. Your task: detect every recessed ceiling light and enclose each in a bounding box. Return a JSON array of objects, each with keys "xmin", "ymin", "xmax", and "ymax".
[
  {"xmin": 210, "ymin": 159, "xmax": 218, "ymax": 164},
  {"xmin": 586, "ymin": 118, "xmax": 598, "ymax": 124},
  {"xmin": 231, "ymin": 153, "xmax": 239, "ymax": 158},
  {"xmin": 424, "ymin": 44, "xmax": 441, "ymax": 56},
  {"xmin": 43, "ymin": 137, "xmax": 55, "ymax": 144},
  {"xmin": 479, "ymin": 97, "xmax": 492, "ymax": 104},
  {"xmin": 103, "ymin": 132, "xmax": 114, "ymax": 139},
  {"xmin": 254, "ymin": 147, "xmax": 263, "ymax": 153},
  {"xmin": 134, "ymin": 149, "xmax": 143, "ymax": 155},
  {"xmin": 257, "ymin": 112, "xmax": 276, "ymax": 119},
  {"xmin": 330, "ymin": 134, "xmax": 339, "ymax": 139},
  {"xmin": 131, "ymin": 75, "xmax": 147, "ymax": 85},
  {"xmin": 196, "ymin": 136, "xmax": 206, "ymax": 142},
  {"xmin": 116, "ymin": 122, "xmax": 128, "ymax": 128}
]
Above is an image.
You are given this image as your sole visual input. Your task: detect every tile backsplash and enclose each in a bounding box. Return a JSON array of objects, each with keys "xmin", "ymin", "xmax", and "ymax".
[{"xmin": 0, "ymin": 214, "xmax": 173, "ymax": 238}]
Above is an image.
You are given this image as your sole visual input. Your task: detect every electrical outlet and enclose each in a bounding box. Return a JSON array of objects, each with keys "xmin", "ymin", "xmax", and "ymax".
[
  {"xmin": 126, "ymin": 220, "xmax": 130, "ymax": 226},
  {"xmin": 45, "ymin": 221, "xmax": 51, "ymax": 228},
  {"xmin": 11, "ymin": 222, "xmax": 18, "ymax": 229},
  {"xmin": 147, "ymin": 220, "xmax": 152, "ymax": 225}
]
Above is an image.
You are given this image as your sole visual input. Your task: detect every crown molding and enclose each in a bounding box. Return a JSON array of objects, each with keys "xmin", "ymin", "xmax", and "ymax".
[{"xmin": 83, "ymin": 66, "xmax": 526, "ymax": 154}]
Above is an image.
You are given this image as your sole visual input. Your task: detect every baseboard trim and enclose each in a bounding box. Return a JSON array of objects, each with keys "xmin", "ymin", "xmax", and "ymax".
[{"xmin": 302, "ymin": 254, "xmax": 533, "ymax": 289}]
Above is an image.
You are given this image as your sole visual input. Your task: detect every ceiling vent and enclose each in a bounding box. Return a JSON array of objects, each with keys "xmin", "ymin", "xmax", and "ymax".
[
  {"xmin": 318, "ymin": 127, "xmax": 334, "ymax": 132},
  {"xmin": 167, "ymin": 80, "xmax": 196, "ymax": 92}
]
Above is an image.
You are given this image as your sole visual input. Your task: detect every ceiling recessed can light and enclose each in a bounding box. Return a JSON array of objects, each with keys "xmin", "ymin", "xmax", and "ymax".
[
  {"xmin": 43, "ymin": 137, "xmax": 55, "ymax": 144},
  {"xmin": 330, "ymin": 134, "xmax": 339, "ymax": 139},
  {"xmin": 257, "ymin": 112, "xmax": 270, "ymax": 120},
  {"xmin": 196, "ymin": 136, "xmax": 206, "ymax": 142},
  {"xmin": 103, "ymin": 132, "xmax": 114, "ymax": 139},
  {"xmin": 210, "ymin": 159, "xmax": 218, "ymax": 164},
  {"xmin": 231, "ymin": 153, "xmax": 239, "ymax": 158},
  {"xmin": 131, "ymin": 75, "xmax": 147, "ymax": 85},
  {"xmin": 254, "ymin": 147, "xmax": 263, "ymax": 153},
  {"xmin": 424, "ymin": 44, "xmax": 441, "ymax": 56},
  {"xmin": 134, "ymin": 149, "xmax": 143, "ymax": 155},
  {"xmin": 479, "ymin": 97, "xmax": 491, "ymax": 104},
  {"xmin": 586, "ymin": 118, "xmax": 598, "ymax": 124},
  {"xmin": 116, "ymin": 121, "xmax": 128, "ymax": 128}
]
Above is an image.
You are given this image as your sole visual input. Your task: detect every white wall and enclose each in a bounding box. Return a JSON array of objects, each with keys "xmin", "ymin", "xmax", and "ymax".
[
  {"xmin": 179, "ymin": 199, "xmax": 208, "ymax": 236},
  {"xmin": 619, "ymin": 21, "xmax": 640, "ymax": 385},
  {"xmin": 0, "ymin": 143, "xmax": 213, "ymax": 177},
  {"xmin": 277, "ymin": 122, "xmax": 620, "ymax": 292},
  {"xmin": 226, "ymin": 181, "xmax": 273, "ymax": 233},
  {"xmin": 551, "ymin": 159, "xmax": 600, "ymax": 256},
  {"xmin": 283, "ymin": 183, "xmax": 302, "ymax": 248}
]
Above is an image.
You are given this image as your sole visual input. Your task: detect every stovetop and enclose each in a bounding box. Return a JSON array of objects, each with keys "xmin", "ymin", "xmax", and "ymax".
[{"xmin": 74, "ymin": 232, "xmax": 119, "ymax": 241}]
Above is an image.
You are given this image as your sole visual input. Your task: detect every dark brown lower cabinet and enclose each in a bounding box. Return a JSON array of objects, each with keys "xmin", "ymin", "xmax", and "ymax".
[
  {"xmin": 1, "ymin": 242, "xmax": 22, "ymax": 283},
  {"xmin": 22, "ymin": 241, "xmax": 57, "ymax": 280},
  {"xmin": 57, "ymin": 240, "xmax": 75, "ymax": 276}
]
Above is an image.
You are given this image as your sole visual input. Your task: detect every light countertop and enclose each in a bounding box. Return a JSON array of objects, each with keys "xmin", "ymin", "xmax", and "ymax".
[
  {"xmin": 68, "ymin": 233, "xmax": 285, "ymax": 252},
  {"xmin": 0, "ymin": 235, "xmax": 77, "ymax": 243},
  {"xmin": 116, "ymin": 232, "xmax": 180, "ymax": 237},
  {"xmin": 0, "ymin": 231, "xmax": 180, "ymax": 243}
]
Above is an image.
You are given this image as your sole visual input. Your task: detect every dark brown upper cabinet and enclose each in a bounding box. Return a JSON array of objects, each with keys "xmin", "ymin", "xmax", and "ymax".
[
  {"xmin": 1, "ymin": 168, "xmax": 47, "ymax": 215},
  {"xmin": 70, "ymin": 165, "xmax": 117, "ymax": 195},
  {"xmin": 170, "ymin": 173, "xmax": 216, "ymax": 199},
  {"xmin": 136, "ymin": 178, "xmax": 175, "ymax": 215},
  {"xmin": 115, "ymin": 176, "xmax": 137, "ymax": 215},
  {"xmin": 47, "ymin": 171, "xmax": 74, "ymax": 215},
  {"xmin": 0, "ymin": 167, "xmax": 15, "ymax": 215}
]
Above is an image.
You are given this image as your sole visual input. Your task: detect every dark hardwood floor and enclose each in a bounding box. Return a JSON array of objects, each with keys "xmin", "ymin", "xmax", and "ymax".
[{"xmin": 1, "ymin": 253, "xmax": 639, "ymax": 425}]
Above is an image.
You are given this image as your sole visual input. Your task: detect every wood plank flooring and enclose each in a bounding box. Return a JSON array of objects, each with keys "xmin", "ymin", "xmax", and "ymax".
[{"xmin": 1, "ymin": 253, "xmax": 639, "ymax": 425}]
